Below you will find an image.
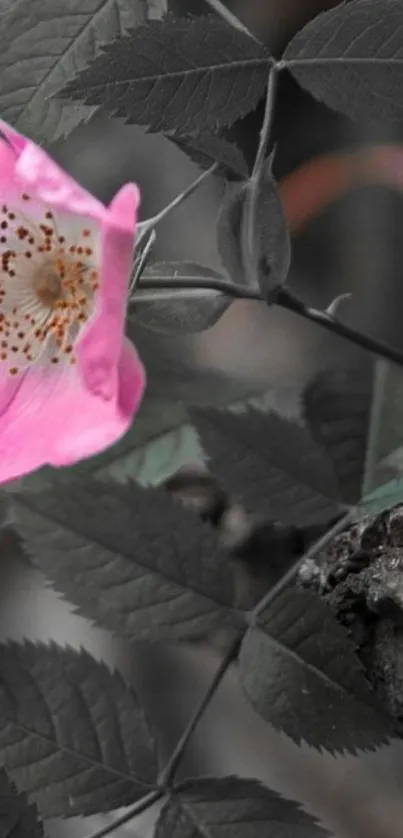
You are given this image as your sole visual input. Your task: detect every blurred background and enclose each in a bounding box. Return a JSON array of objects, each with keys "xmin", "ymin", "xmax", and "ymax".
[{"xmin": 3, "ymin": 1, "xmax": 403, "ymax": 836}]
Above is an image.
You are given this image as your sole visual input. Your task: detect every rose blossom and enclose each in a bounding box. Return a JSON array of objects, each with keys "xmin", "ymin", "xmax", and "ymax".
[{"xmin": 0, "ymin": 120, "xmax": 145, "ymax": 483}]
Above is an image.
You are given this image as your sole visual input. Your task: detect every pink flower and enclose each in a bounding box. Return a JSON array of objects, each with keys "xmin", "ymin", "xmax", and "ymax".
[{"xmin": 0, "ymin": 121, "xmax": 145, "ymax": 483}]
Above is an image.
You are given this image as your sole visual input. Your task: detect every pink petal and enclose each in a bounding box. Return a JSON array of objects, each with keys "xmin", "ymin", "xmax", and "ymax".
[
  {"xmin": 0, "ymin": 338, "xmax": 145, "ymax": 483},
  {"xmin": 78, "ymin": 183, "xmax": 140, "ymax": 400},
  {"xmin": 0, "ymin": 120, "xmax": 29, "ymax": 156},
  {"xmin": 0, "ymin": 120, "xmax": 106, "ymax": 222}
]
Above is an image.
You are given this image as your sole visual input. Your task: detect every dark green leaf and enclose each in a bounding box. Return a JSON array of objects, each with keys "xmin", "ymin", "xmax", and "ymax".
[
  {"xmin": 170, "ymin": 131, "xmax": 248, "ymax": 180},
  {"xmin": 302, "ymin": 365, "xmax": 374, "ymax": 504},
  {"xmin": 0, "ymin": 770, "xmax": 44, "ymax": 838},
  {"xmin": 131, "ymin": 261, "xmax": 231, "ymax": 334},
  {"xmin": 155, "ymin": 777, "xmax": 330, "ymax": 838},
  {"xmin": 283, "ymin": 0, "xmax": 403, "ymax": 123},
  {"xmin": 190, "ymin": 407, "xmax": 343, "ymax": 526},
  {"xmin": 58, "ymin": 16, "xmax": 272, "ymax": 134},
  {"xmin": 12, "ymin": 477, "xmax": 238, "ymax": 641},
  {"xmin": 0, "ymin": 0, "xmax": 147, "ymax": 145},
  {"xmin": 0, "ymin": 642, "xmax": 157, "ymax": 818},
  {"xmin": 240, "ymin": 588, "xmax": 393, "ymax": 753}
]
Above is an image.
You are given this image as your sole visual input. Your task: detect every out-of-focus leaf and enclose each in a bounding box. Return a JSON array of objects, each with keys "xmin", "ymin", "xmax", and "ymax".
[
  {"xmin": 147, "ymin": 0, "xmax": 167, "ymax": 18},
  {"xmin": 302, "ymin": 365, "xmax": 374, "ymax": 504},
  {"xmin": 58, "ymin": 17, "xmax": 272, "ymax": 134},
  {"xmin": 12, "ymin": 477, "xmax": 239, "ymax": 641},
  {"xmin": 0, "ymin": 0, "xmax": 147, "ymax": 144},
  {"xmin": 190, "ymin": 406, "xmax": 343, "ymax": 526},
  {"xmin": 0, "ymin": 642, "xmax": 157, "ymax": 818},
  {"xmin": 240, "ymin": 588, "xmax": 393, "ymax": 753},
  {"xmin": 365, "ymin": 360, "xmax": 403, "ymax": 483},
  {"xmin": 283, "ymin": 0, "xmax": 403, "ymax": 123},
  {"xmin": 155, "ymin": 777, "xmax": 330, "ymax": 838}
]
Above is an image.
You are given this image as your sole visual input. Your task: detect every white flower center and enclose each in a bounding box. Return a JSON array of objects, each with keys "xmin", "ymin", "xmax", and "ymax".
[{"xmin": 0, "ymin": 195, "xmax": 100, "ymax": 376}]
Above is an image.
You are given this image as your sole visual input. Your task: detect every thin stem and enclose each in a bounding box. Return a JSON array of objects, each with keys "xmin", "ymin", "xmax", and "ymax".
[
  {"xmin": 84, "ymin": 789, "xmax": 164, "ymax": 838},
  {"xmin": 251, "ymin": 510, "xmax": 355, "ymax": 622},
  {"xmin": 138, "ymin": 275, "xmax": 261, "ymax": 301},
  {"xmin": 158, "ymin": 633, "xmax": 243, "ymax": 789},
  {"xmin": 278, "ymin": 288, "xmax": 403, "ymax": 370},
  {"xmin": 136, "ymin": 163, "xmax": 219, "ymax": 244},
  {"xmin": 242, "ymin": 64, "xmax": 279, "ymax": 288},
  {"xmin": 137, "ymin": 274, "xmax": 403, "ymax": 371},
  {"xmin": 203, "ymin": 0, "xmax": 257, "ymax": 40}
]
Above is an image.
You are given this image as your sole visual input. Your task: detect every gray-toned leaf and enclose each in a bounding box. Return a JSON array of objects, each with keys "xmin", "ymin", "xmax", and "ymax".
[
  {"xmin": 0, "ymin": 0, "xmax": 147, "ymax": 145},
  {"xmin": 0, "ymin": 642, "xmax": 157, "ymax": 818},
  {"xmin": 0, "ymin": 770, "xmax": 44, "ymax": 837},
  {"xmin": 131, "ymin": 262, "xmax": 232, "ymax": 334},
  {"xmin": 171, "ymin": 132, "xmax": 248, "ymax": 180},
  {"xmin": 240, "ymin": 589, "xmax": 393, "ymax": 753},
  {"xmin": 302, "ymin": 365, "xmax": 374, "ymax": 504},
  {"xmin": 244, "ymin": 167, "xmax": 291, "ymax": 298},
  {"xmin": 217, "ymin": 173, "xmax": 291, "ymax": 295},
  {"xmin": 190, "ymin": 407, "xmax": 343, "ymax": 526},
  {"xmin": 12, "ymin": 478, "xmax": 238, "ymax": 641},
  {"xmin": 217, "ymin": 183, "xmax": 248, "ymax": 287},
  {"xmin": 59, "ymin": 17, "xmax": 272, "ymax": 134},
  {"xmin": 155, "ymin": 777, "xmax": 330, "ymax": 838},
  {"xmin": 283, "ymin": 0, "xmax": 403, "ymax": 123},
  {"xmin": 365, "ymin": 360, "xmax": 403, "ymax": 476}
]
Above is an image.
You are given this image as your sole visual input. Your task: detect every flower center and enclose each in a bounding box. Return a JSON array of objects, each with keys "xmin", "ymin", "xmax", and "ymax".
[
  {"xmin": 0, "ymin": 197, "xmax": 100, "ymax": 376},
  {"xmin": 33, "ymin": 262, "xmax": 63, "ymax": 308}
]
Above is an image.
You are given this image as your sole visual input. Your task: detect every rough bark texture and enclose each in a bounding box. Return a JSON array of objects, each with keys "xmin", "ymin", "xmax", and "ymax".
[{"xmin": 298, "ymin": 504, "xmax": 403, "ymax": 736}]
